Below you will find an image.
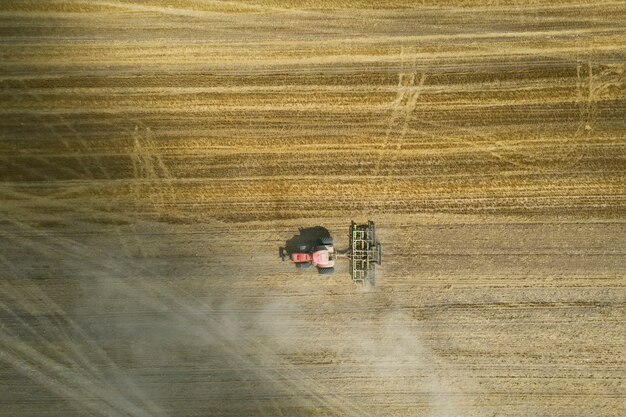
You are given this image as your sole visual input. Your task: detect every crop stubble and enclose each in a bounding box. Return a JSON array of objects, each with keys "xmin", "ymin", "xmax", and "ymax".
[{"xmin": 0, "ymin": 1, "xmax": 625, "ymax": 417}]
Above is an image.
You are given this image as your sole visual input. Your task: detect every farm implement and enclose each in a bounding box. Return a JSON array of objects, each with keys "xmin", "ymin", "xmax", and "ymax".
[
  {"xmin": 280, "ymin": 221, "xmax": 382, "ymax": 286},
  {"xmin": 348, "ymin": 221, "xmax": 382, "ymax": 286}
]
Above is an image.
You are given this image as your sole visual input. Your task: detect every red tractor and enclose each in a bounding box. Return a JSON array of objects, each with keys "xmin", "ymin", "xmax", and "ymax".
[{"xmin": 280, "ymin": 236, "xmax": 335, "ymax": 274}]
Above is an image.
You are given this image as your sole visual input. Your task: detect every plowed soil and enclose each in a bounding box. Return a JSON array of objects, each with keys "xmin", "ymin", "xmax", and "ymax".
[{"xmin": 1, "ymin": 1, "xmax": 625, "ymax": 416}]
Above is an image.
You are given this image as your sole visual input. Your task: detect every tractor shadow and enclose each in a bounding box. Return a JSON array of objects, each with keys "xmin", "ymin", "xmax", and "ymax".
[{"xmin": 281, "ymin": 226, "xmax": 331, "ymax": 255}]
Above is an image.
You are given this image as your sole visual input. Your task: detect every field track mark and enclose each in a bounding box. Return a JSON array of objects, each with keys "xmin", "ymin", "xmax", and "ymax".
[
  {"xmin": 0, "ymin": 291, "xmax": 108, "ymax": 386},
  {"xmin": 33, "ymin": 156, "xmax": 84, "ymax": 179},
  {"xmin": 0, "ymin": 334, "xmax": 155, "ymax": 417},
  {"xmin": 130, "ymin": 122, "xmax": 178, "ymax": 217},
  {"xmin": 13, "ymin": 282, "xmax": 165, "ymax": 417},
  {"xmin": 131, "ymin": 122, "xmax": 172, "ymax": 179},
  {"xmin": 0, "ymin": 228, "xmax": 169, "ymax": 416},
  {"xmin": 17, "ymin": 80, "xmax": 110, "ymax": 179},
  {"xmin": 406, "ymin": 61, "xmax": 622, "ymax": 172},
  {"xmin": 0, "ymin": 152, "xmax": 85, "ymax": 182},
  {"xmin": 0, "ymin": 184, "xmax": 142, "ymax": 230},
  {"xmin": 85, "ymin": 0, "xmax": 326, "ymax": 18},
  {"xmin": 0, "ymin": 277, "xmax": 166, "ymax": 417},
  {"xmin": 2, "ymin": 80, "xmax": 113, "ymax": 180},
  {"xmin": 0, "ymin": 156, "xmax": 54, "ymax": 181},
  {"xmin": 1, "ymin": 84, "xmax": 91, "ymax": 180},
  {"xmin": 400, "ymin": 73, "xmax": 427, "ymax": 141},
  {"xmin": 374, "ymin": 48, "xmax": 427, "ymax": 177}
]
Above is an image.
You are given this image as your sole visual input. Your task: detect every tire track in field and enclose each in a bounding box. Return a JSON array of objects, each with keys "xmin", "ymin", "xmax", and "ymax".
[
  {"xmin": 1, "ymin": 80, "xmax": 114, "ymax": 181},
  {"xmin": 0, "ymin": 187, "xmax": 174, "ymax": 415},
  {"xmin": 373, "ymin": 47, "xmax": 427, "ymax": 177},
  {"xmin": 1, "ymin": 1, "xmax": 625, "ymax": 415},
  {"xmin": 0, "ymin": 255, "xmax": 169, "ymax": 417},
  {"xmin": 405, "ymin": 61, "xmax": 624, "ymax": 172}
]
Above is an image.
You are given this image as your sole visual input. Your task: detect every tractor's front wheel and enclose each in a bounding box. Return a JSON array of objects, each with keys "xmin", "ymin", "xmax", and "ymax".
[
  {"xmin": 318, "ymin": 266, "xmax": 335, "ymax": 275},
  {"xmin": 296, "ymin": 262, "xmax": 311, "ymax": 269}
]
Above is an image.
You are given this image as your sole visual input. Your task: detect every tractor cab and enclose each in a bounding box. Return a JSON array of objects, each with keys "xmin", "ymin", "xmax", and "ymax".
[{"xmin": 280, "ymin": 237, "xmax": 335, "ymax": 274}]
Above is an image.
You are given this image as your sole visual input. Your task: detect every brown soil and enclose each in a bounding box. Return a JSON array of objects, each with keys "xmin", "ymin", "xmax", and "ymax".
[{"xmin": 1, "ymin": 1, "xmax": 624, "ymax": 416}]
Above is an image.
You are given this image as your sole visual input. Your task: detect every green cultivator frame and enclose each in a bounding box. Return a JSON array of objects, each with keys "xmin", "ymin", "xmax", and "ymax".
[{"xmin": 348, "ymin": 221, "xmax": 382, "ymax": 286}]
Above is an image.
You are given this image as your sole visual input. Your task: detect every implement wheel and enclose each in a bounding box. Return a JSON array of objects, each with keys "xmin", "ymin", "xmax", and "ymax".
[{"xmin": 368, "ymin": 221, "xmax": 376, "ymax": 245}]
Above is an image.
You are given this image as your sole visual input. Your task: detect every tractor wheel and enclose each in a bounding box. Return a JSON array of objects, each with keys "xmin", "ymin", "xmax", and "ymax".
[
  {"xmin": 318, "ymin": 266, "xmax": 335, "ymax": 275},
  {"xmin": 320, "ymin": 236, "xmax": 333, "ymax": 245},
  {"xmin": 296, "ymin": 262, "xmax": 311, "ymax": 269},
  {"xmin": 298, "ymin": 245, "xmax": 308, "ymax": 252}
]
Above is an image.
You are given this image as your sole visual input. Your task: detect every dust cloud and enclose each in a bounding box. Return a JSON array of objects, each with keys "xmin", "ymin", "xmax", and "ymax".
[
  {"xmin": 0, "ymin": 220, "xmax": 298, "ymax": 417},
  {"xmin": 337, "ymin": 308, "xmax": 473, "ymax": 417},
  {"xmin": 0, "ymin": 214, "xmax": 469, "ymax": 417}
]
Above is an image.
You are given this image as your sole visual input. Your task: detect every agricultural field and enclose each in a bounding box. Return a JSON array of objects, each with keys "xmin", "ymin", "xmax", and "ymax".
[{"xmin": 0, "ymin": 1, "xmax": 625, "ymax": 416}]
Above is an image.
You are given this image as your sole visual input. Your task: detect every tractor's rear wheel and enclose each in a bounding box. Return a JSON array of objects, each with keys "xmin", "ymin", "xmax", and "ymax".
[
  {"xmin": 318, "ymin": 266, "xmax": 335, "ymax": 275},
  {"xmin": 320, "ymin": 236, "xmax": 333, "ymax": 245}
]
